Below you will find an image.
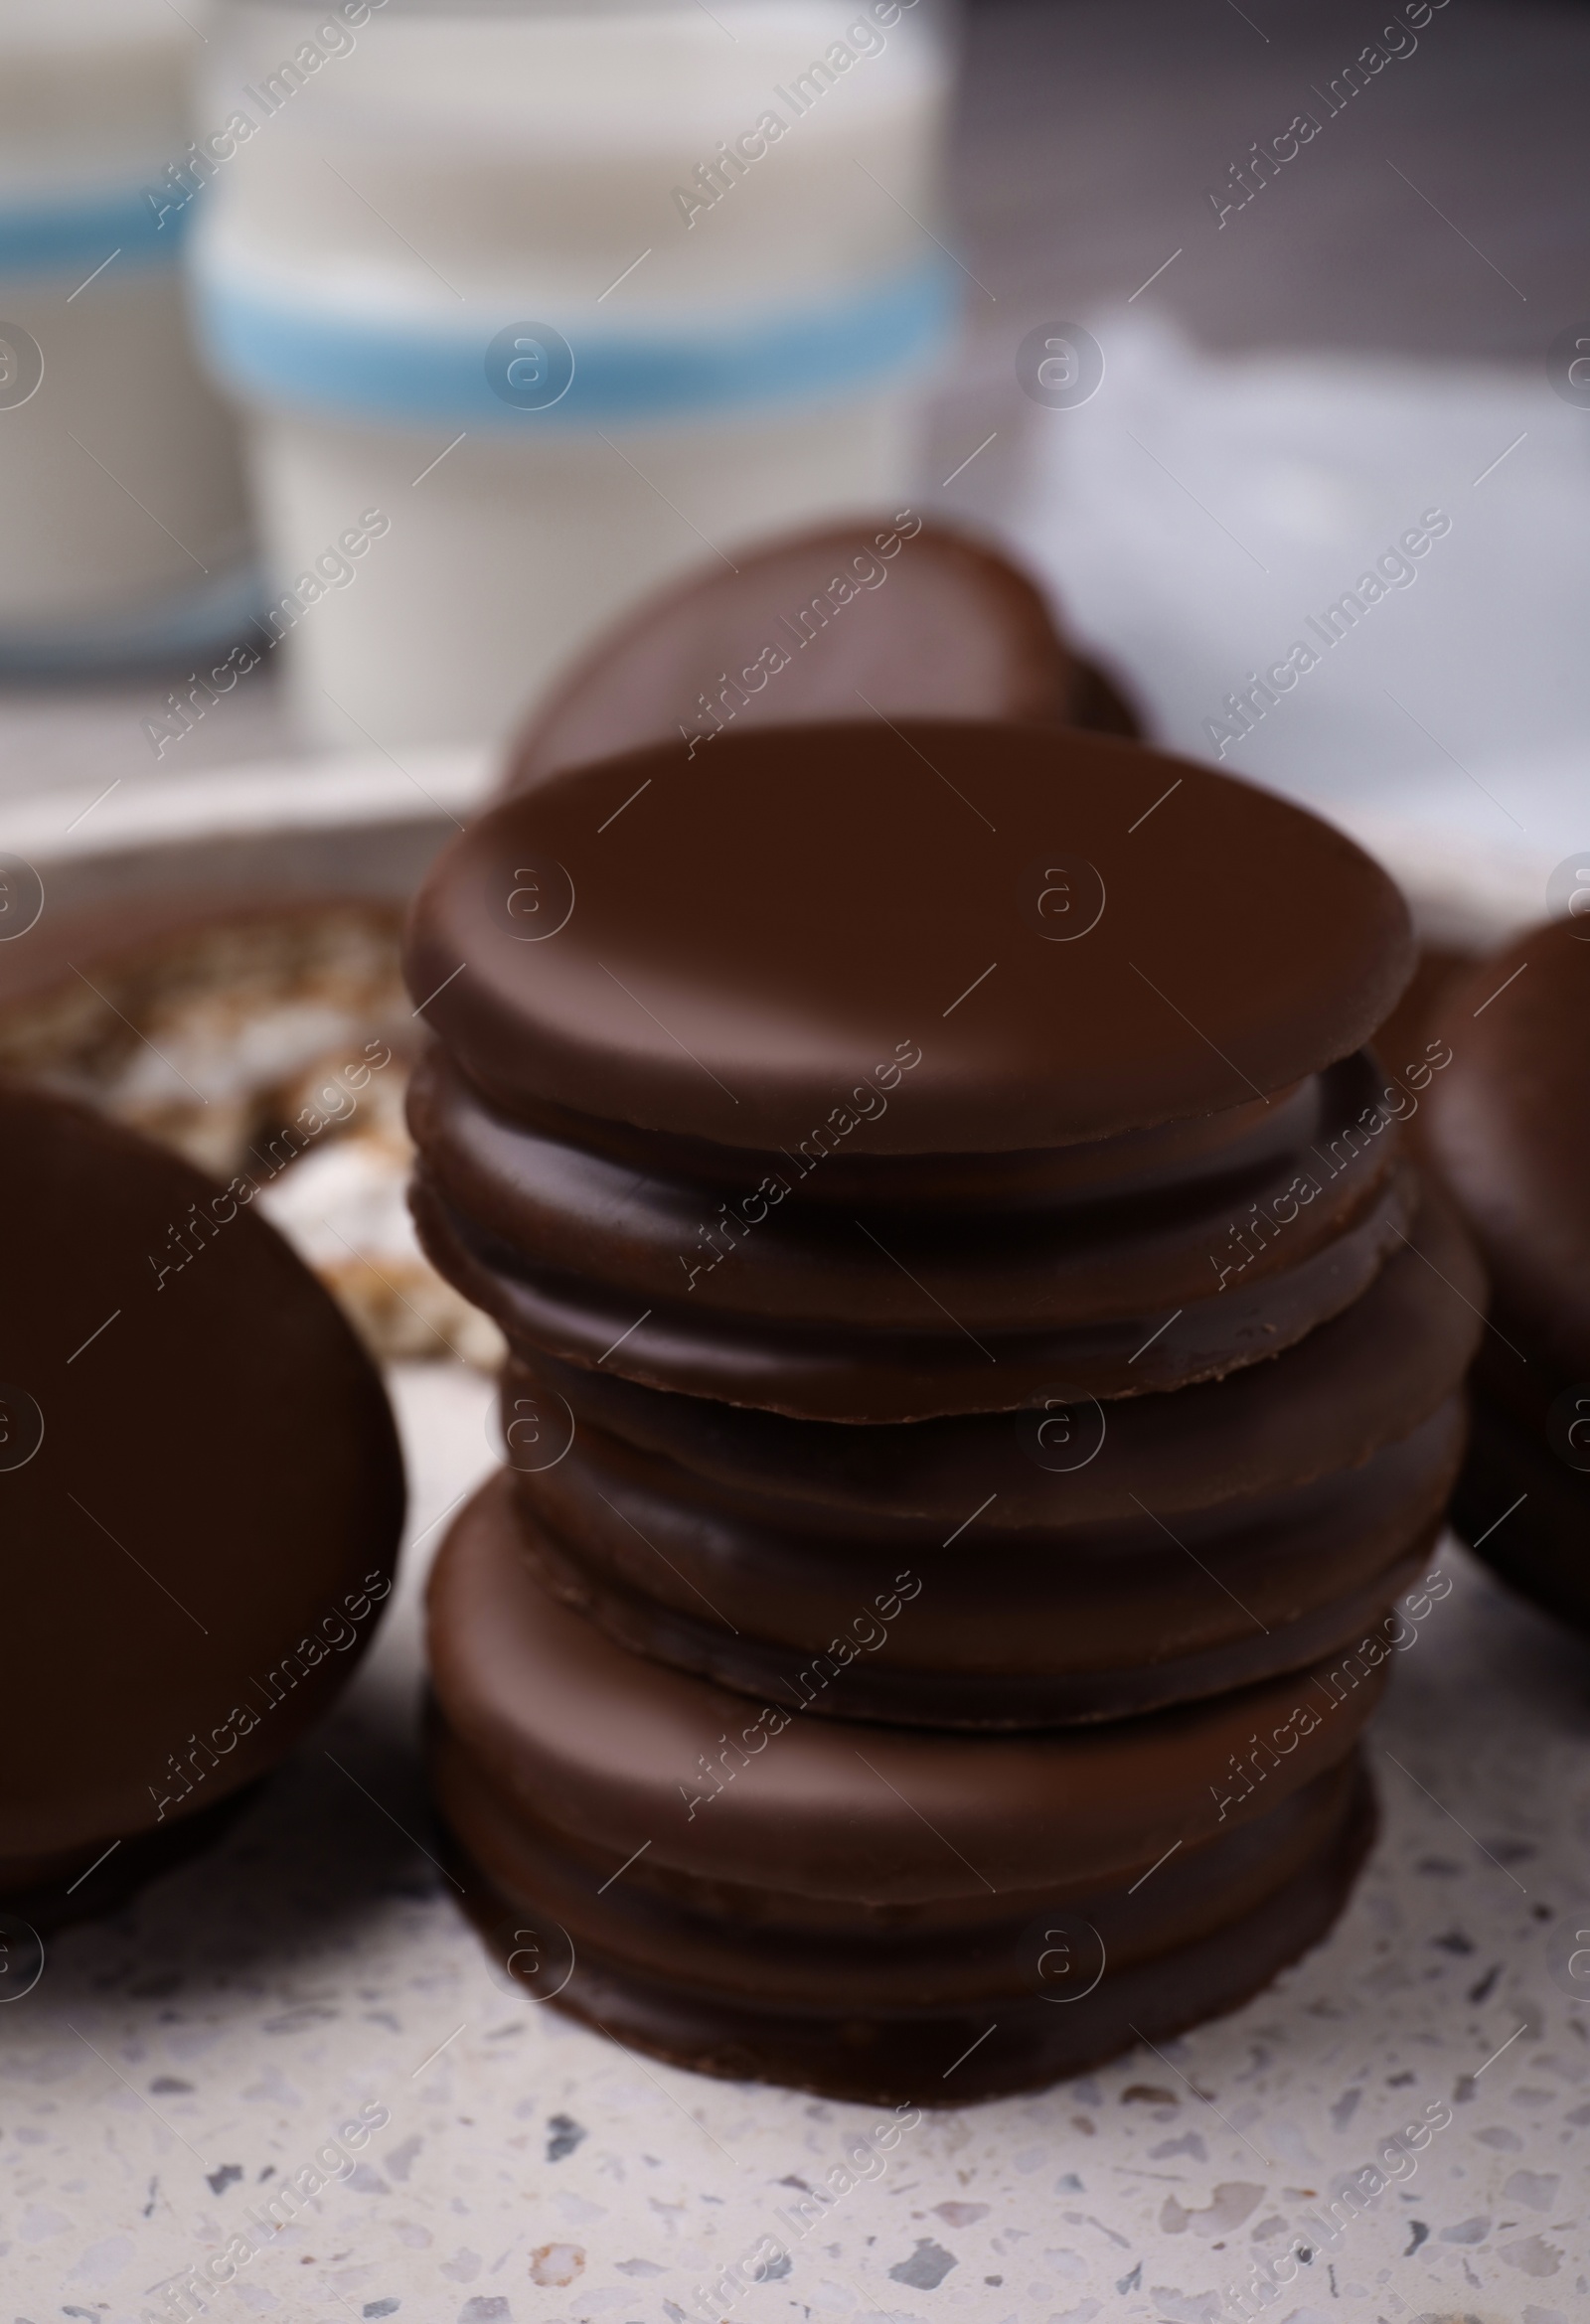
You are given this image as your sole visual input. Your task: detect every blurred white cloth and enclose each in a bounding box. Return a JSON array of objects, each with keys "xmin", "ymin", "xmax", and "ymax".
[{"xmin": 1009, "ymin": 312, "xmax": 1590, "ymax": 886}]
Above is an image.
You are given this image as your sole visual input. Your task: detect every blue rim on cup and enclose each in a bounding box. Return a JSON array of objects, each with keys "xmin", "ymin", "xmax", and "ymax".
[
  {"xmin": 0, "ymin": 179, "xmax": 198, "ymax": 279},
  {"xmin": 191, "ymin": 242, "xmax": 959, "ymax": 431}
]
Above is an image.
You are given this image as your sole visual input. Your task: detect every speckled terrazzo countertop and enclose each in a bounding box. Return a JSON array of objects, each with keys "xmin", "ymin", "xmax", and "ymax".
[{"xmin": 3, "ymin": 1361, "xmax": 1587, "ymax": 2324}]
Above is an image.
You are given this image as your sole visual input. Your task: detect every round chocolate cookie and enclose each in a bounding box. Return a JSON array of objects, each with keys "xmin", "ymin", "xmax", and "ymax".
[
  {"xmin": 500, "ymin": 518, "xmax": 1143, "ymax": 797},
  {"xmin": 501, "ymin": 1194, "xmax": 1479, "ymax": 1538},
  {"xmin": 428, "ymin": 1474, "xmax": 1380, "ymax": 2103},
  {"xmin": 506, "ymin": 1403, "xmax": 1458, "ymax": 1728},
  {"xmin": 486, "ymin": 1189, "xmax": 1477, "ymax": 1723},
  {"xmin": 0, "ymin": 1080, "xmax": 404, "ymax": 1915},
  {"xmin": 1422, "ymin": 918, "xmax": 1590, "ymax": 1628},
  {"xmin": 407, "ymin": 724, "xmax": 1413, "ymax": 1156},
  {"xmin": 406, "ymin": 1041, "xmax": 1418, "ymax": 1418}
]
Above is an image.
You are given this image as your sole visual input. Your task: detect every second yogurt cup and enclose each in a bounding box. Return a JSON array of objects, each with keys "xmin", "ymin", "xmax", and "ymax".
[{"xmin": 0, "ymin": 0, "xmax": 255, "ymax": 672}]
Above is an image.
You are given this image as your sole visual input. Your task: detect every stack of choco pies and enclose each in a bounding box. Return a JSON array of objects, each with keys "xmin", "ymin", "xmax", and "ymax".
[{"xmin": 404, "ymin": 721, "xmax": 1481, "ymax": 2105}]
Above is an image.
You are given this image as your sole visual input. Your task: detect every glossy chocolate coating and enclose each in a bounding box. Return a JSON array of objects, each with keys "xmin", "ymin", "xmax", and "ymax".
[
  {"xmin": 428, "ymin": 1473, "xmax": 1383, "ymax": 1903},
  {"xmin": 415, "ymin": 1170, "xmax": 1417, "ymax": 1423},
  {"xmin": 481, "ymin": 1194, "xmax": 1477, "ymax": 1719},
  {"xmin": 405, "ymin": 725, "xmax": 1414, "ymax": 1156},
  {"xmin": 428, "ymin": 1477, "xmax": 1378, "ymax": 2099},
  {"xmin": 439, "ymin": 1715, "xmax": 1357, "ymax": 1984},
  {"xmin": 462, "ymin": 1183, "xmax": 1476, "ymax": 1716},
  {"xmin": 1424, "ymin": 919, "xmax": 1590, "ymax": 1627},
  {"xmin": 409, "ymin": 1045, "xmax": 1395, "ymax": 1321},
  {"xmin": 407, "ymin": 1041, "xmax": 1419, "ymax": 1417},
  {"xmin": 497, "ymin": 1188, "xmax": 1481, "ymax": 1522},
  {"xmin": 508, "ymin": 1409, "xmax": 1456, "ymax": 1725},
  {"xmin": 1452, "ymin": 1396, "xmax": 1590, "ymax": 1634},
  {"xmin": 1425, "ymin": 920, "xmax": 1590, "ymax": 1378},
  {"xmin": 452, "ymin": 1772, "xmax": 1370, "ymax": 2104},
  {"xmin": 0, "ymin": 1081, "xmax": 404, "ymax": 1894},
  {"xmin": 409, "ymin": 736, "xmax": 1450, "ymax": 2093},
  {"xmin": 0, "ymin": 1783, "xmax": 265, "ymax": 1937},
  {"xmin": 502, "ymin": 520, "xmax": 1081, "ymax": 795},
  {"xmin": 413, "ymin": 1050, "xmax": 1306, "ymax": 1214}
]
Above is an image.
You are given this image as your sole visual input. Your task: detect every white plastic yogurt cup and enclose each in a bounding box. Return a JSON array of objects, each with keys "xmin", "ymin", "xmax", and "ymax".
[
  {"xmin": 0, "ymin": 0, "xmax": 257, "ymax": 672},
  {"xmin": 191, "ymin": 0, "xmax": 957, "ymax": 749}
]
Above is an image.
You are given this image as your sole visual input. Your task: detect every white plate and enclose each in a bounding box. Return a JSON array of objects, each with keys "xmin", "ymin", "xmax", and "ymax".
[{"xmin": 0, "ymin": 742, "xmax": 494, "ymax": 921}]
